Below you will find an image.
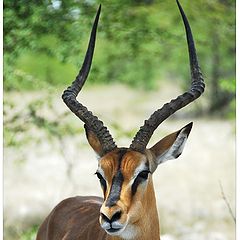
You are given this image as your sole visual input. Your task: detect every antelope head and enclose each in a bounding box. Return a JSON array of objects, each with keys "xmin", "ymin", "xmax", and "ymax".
[{"xmin": 62, "ymin": 1, "xmax": 204, "ymax": 239}]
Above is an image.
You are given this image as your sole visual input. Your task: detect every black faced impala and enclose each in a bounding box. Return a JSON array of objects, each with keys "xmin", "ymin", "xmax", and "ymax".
[{"xmin": 37, "ymin": 1, "xmax": 204, "ymax": 239}]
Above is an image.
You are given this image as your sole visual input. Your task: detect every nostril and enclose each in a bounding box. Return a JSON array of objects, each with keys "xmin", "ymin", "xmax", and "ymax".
[
  {"xmin": 101, "ymin": 213, "xmax": 111, "ymax": 223},
  {"xmin": 101, "ymin": 210, "xmax": 122, "ymax": 223},
  {"xmin": 111, "ymin": 210, "xmax": 122, "ymax": 222}
]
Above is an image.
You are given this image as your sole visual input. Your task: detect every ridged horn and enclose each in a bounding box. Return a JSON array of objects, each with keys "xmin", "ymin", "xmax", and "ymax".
[
  {"xmin": 62, "ymin": 5, "xmax": 117, "ymax": 155},
  {"xmin": 130, "ymin": 0, "xmax": 205, "ymax": 152}
]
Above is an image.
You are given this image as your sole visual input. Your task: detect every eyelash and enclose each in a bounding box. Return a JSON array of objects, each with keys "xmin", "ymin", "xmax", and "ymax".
[
  {"xmin": 95, "ymin": 170, "xmax": 150, "ymax": 196},
  {"xmin": 95, "ymin": 172, "xmax": 107, "ymax": 193},
  {"xmin": 95, "ymin": 172, "xmax": 104, "ymax": 180},
  {"xmin": 132, "ymin": 170, "xmax": 151, "ymax": 195},
  {"xmin": 137, "ymin": 170, "xmax": 150, "ymax": 180}
]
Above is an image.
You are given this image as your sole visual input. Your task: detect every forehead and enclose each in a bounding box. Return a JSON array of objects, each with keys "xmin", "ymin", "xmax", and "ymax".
[{"xmin": 99, "ymin": 148, "xmax": 148, "ymax": 178}]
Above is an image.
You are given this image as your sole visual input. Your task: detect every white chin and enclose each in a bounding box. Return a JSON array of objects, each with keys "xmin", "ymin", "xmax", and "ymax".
[{"xmin": 107, "ymin": 224, "xmax": 138, "ymax": 240}]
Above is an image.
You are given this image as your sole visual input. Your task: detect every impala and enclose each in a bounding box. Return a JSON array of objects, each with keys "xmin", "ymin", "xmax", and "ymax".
[{"xmin": 37, "ymin": 1, "xmax": 205, "ymax": 239}]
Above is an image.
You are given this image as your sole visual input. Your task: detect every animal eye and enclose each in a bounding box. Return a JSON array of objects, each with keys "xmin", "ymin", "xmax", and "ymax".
[
  {"xmin": 137, "ymin": 170, "xmax": 150, "ymax": 180},
  {"xmin": 132, "ymin": 170, "xmax": 150, "ymax": 196},
  {"xmin": 95, "ymin": 172, "xmax": 107, "ymax": 193},
  {"xmin": 96, "ymin": 172, "xmax": 104, "ymax": 180}
]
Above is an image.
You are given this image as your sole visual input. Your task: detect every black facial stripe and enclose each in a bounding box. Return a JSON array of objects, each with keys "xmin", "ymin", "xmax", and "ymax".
[
  {"xmin": 105, "ymin": 170, "xmax": 124, "ymax": 207},
  {"xmin": 100, "ymin": 178, "xmax": 107, "ymax": 194},
  {"xmin": 95, "ymin": 172, "xmax": 107, "ymax": 195},
  {"xmin": 117, "ymin": 148, "xmax": 128, "ymax": 167},
  {"xmin": 132, "ymin": 176, "xmax": 142, "ymax": 196},
  {"xmin": 105, "ymin": 148, "xmax": 127, "ymax": 207}
]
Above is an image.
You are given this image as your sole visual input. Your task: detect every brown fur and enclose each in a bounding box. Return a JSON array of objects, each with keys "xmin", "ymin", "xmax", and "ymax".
[
  {"xmin": 85, "ymin": 127, "xmax": 104, "ymax": 156},
  {"xmin": 36, "ymin": 196, "xmax": 107, "ymax": 240},
  {"xmin": 37, "ymin": 124, "xmax": 192, "ymax": 240},
  {"xmin": 50, "ymin": 0, "xmax": 201, "ymax": 237},
  {"xmin": 150, "ymin": 131, "xmax": 179, "ymax": 158},
  {"xmin": 36, "ymin": 177, "xmax": 160, "ymax": 240}
]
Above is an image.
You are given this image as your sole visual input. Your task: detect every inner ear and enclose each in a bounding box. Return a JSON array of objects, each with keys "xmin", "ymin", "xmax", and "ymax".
[
  {"xmin": 84, "ymin": 124, "xmax": 104, "ymax": 157},
  {"xmin": 149, "ymin": 122, "xmax": 193, "ymax": 165}
]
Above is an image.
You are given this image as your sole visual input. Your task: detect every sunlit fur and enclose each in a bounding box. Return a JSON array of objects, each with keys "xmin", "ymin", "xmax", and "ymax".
[
  {"xmin": 36, "ymin": 123, "xmax": 192, "ymax": 240},
  {"xmin": 98, "ymin": 149, "xmax": 160, "ymax": 240}
]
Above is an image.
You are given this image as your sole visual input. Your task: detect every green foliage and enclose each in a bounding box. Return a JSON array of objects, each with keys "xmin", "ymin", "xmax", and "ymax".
[
  {"xmin": 220, "ymin": 78, "xmax": 236, "ymax": 93},
  {"xmin": 16, "ymin": 51, "xmax": 77, "ymax": 87},
  {"xmin": 3, "ymin": 95, "xmax": 84, "ymax": 148},
  {"xmin": 220, "ymin": 77, "xmax": 236, "ymax": 118},
  {"xmin": 4, "ymin": 0, "xmax": 235, "ymax": 115},
  {"xmin": 19, "ymin": 225, "xmax": 38, "ymax": 240}
]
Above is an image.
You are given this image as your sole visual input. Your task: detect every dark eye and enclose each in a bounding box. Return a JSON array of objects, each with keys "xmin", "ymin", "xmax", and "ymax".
[
  {"xmin": 137, "ymin": 170, "xmax": 150, "ymax": 180},
  {"xmin": 132, "ymin": 170, "xmax": 150, "ymax": 196},
  {"xmin": 95, "ymin": 172, "xmax": 107, "ymax": 193},
  {"xmin": 96, "ymin": 172, "xmax": 104, "ymax": 180}
]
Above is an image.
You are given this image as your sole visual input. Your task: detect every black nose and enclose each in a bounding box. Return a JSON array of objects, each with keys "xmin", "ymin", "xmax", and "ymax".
[{"xmin": 101, "ymin": 210, "xmax": 122, "ymax": 223}]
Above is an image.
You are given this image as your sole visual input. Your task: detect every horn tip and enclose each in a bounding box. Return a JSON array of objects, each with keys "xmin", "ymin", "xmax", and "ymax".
[
  {"xmin": 176, "ymin": 0, "xmax": 184, "ymax": 13},
  {"xmin": 182, "ymin": 122, "xmax": 193, "ymax": 137}
]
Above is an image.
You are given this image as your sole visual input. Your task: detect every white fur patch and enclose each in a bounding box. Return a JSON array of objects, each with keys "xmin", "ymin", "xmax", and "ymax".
[
  {"xmin": 157, "ymin": 128, "xmax": 188, "ymax": 164},
  {"xmin": 119, "ymin": 224, "xmax": 138, "ymax": 240},
  {"xmin": 96, "ymin": 166, "xmax": 106, "ymax": 179}
]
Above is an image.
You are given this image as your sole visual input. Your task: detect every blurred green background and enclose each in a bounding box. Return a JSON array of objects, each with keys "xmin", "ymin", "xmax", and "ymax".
[
  {"xmin": 4, "ymin": 0, "xmax": 235, "ymax": 115},
  {"xmin": 3, "ymin": 0, "xmax": 236, "ymax": 240}
]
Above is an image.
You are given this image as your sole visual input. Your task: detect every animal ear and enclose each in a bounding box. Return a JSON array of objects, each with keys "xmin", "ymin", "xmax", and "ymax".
[
  {"xmin": 149, "ymin": 122, "xmax": 193, "ymax": 165},
  {"xmin": 84, "ymin": 124, "xmax": 104, "ymax": 157}
]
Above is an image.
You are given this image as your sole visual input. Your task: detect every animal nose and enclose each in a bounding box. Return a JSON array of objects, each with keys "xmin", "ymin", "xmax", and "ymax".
[{"xmin": 101, "ymin": 210, "xmax": 122, "ymax": 223}]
